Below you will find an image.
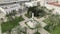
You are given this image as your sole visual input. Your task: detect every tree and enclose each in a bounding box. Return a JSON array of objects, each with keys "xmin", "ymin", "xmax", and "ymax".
[
  {"xmin": 11, "ymin": 10, "xmax": 17, "ymax": 16},
  {"xmin": 6, "ymin": 10, "xmax": 17, "ymax": 21},
  {"xmin": 0, "ymin": 18, "xmax": 4, "ymax": 23},
  {"xmin": 27, "ymin": 6, "xmax": 47, "ymax": 17},
  {"xmin": 44, "ymin": 14, "xmax": 60, "ymax": 31}
]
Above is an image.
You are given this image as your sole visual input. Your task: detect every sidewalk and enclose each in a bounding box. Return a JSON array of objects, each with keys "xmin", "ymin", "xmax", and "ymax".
[
  {"xmin": 34, "ymin": 17, "xmax": 47, "ymax": 27},
  {"xmin": 39, "ymin": 28, "xmax": 50, "ymax": 34},
  {"xmin": 19, "ymin": 12, "xmax": 50, "ymax": 34}
]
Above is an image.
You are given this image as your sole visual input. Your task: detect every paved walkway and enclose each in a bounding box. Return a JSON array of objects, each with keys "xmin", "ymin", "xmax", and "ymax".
[
  {"xmin": 19, "ymin": 13, "xmax": 50, "ymax": 34},
  {"xmin": 34, "ymin": 17, "xmax": 50, "ymax": 34},
  {"xmin": 34, "ymin": 17, "xmax": 47, "ymax": 27},
  {"xmin": 39, "ymin": 28, "xmax": 50, "ymax": 34},
  {"xmin": 19, "ymin": 12, "xmax": 29, "ymax": 27}
]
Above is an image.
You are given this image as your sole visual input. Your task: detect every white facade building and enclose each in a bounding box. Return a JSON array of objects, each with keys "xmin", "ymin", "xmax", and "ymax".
[
  {"xmin": 0, "ymin": 0, "xmax": 30, "ymax": 4},
  {"xmin": 40, "ymin": 0, "xmax": 60, "ymax": 14},
  {"xmin": 0, "ymin": 0, "xmax": 30, "ymax": 14},
  {"xmin": 25, "ymin": 0, "xmax": 40, "ymax": 7},
  {"xmin": 0, "ymin": 4, "xmax": 20, "ymax": 14},
  {"xmin": 25, "ymin": 1, "xmax": 38, "ymax": 7}
]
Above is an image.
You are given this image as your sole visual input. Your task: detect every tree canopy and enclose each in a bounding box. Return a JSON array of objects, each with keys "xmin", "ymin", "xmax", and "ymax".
[{"xmin": 27, "ymin": 6, "xmax": 48, "ymax": 17}]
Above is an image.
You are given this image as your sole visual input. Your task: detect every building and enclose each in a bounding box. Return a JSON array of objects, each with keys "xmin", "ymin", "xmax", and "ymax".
[
  {"xmin": 0, "ymin": 0, "xmax": 30, "ymax": 34},
  {"xmin": 39, "ymin": 0, "xmax": 60, "ymax": 14},
  {"xmin": 0, "ymin": 0, "xmax": 30, "ymax": 4},
  {"xmin": 0, "ymin": 0, "xmax": 30, "ymax": 14},
  {"xmin": 0, "ymin": 3, "xmax": 20, "ymax": 14},
  {"xmin": 25, "ymin": 0, "xmax": 40, "ymax": 7},
  {"xmin": 45, "ymin": 0, "xmax": 60, "ymax": 14}
]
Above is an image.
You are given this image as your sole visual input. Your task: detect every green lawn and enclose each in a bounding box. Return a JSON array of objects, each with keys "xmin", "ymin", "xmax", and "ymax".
[
  {"xmin": 43, "ymin": 14, "xmax": 60, "ymax": 34},
  {"xmin": 34, "ymin": 31, "xmax": 40, "ymax": 34},
  {"xmin": 1, "ymin": 16, "xmax": 24, "ymax": 33},
  {"xmin": 51, "ymin": 26, "xmax": 60, "ymax": 34}
]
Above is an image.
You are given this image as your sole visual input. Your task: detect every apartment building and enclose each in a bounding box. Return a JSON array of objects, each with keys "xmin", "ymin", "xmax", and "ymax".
[
  {"xmin": 25, "ymin": 0, "xmax": 40, "ymax": 7},
  {"xmin": 39, "ymin": 0, "xmax": 60, "ymax": 14},
  {"xmin": 0, "ymin": 0, "xmax": 30, "ymax": 14},
  {"xmin": 45, "ymin": 0, "xmax": 60, "ymax": 14},
  {"xmin": 0, "ymin": 0, "xmax": 30, "ymax": 4}
]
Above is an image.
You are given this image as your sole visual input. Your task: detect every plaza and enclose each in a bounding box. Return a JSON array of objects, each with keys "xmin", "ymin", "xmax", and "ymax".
[{"xmin": 0, "ymin": 0, "xmax": 60, "ymax": 34}]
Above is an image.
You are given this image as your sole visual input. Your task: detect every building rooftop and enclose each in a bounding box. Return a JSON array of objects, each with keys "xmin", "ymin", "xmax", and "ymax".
[{"xmin": 0, "ymin": 0, "xmax": 29, "ymax": 4}]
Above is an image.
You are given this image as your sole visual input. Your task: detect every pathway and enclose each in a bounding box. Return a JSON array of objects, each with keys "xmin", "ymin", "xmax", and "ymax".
[
  {"xmin": 34, "ymin": 16, "xmax": 50, "ymax": 34},
  {"xmin": 34, "ymin": 17, "xmax": 47, "ymax": 27},
  {"xmin": 19, "ymin": 13, "xmax": 50, "ymax": 34},
  {"xmin": 39, "ymin": 28, "xmax": 50, "ymax": 34}
]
